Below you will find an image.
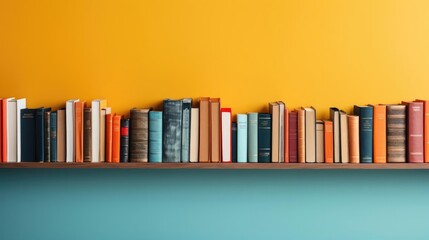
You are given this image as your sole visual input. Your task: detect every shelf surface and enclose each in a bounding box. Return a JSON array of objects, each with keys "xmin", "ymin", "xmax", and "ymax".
[{"xmin": 0, "ymin": 162, "xmax": 428, "ymax": 169}]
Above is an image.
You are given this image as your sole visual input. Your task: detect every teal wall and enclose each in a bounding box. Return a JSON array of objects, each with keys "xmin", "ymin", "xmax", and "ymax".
[{"xmin": 0, "ymin": 169, "xmax": 428, "ymax": 239}]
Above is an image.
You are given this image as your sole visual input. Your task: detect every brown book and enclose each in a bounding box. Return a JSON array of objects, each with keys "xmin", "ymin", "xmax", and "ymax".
[
  {"xmin": 403, "ymin": 101, "xmax": 424, "ymax": 163},
  {"xmin": 316, "ymin": 120, "xmax": 324, "ymax": 163},
  {"xmin": 209, "ymin": 98, "xmax": 221, "ymax": 162},
  {"xmin": 84, "ymin": 107, "xmax": 92, "ymax": 162},
  {"xmin": 415, "ymin": 100, "xmax": 429, "ymax": 163},
  {"xmin": 303, "ymin": 107, "xmax": 316, "ymax": 163},
  {"xmin": 129, "ymin": 108, "xmax": 150, "ymax": 162},
  {"xmin": 105, "ymin": 113, "xmax": 113, "ymax": 163},
  {"xmin": 386, "ymin": 105, "xmax": 406, "ymax": 163},
  {"xmin": 297, "ymin": 109, "xmax": 305, "ymax": 163},
  {"xmin": 199, "ymin": 97, "xmax": 210, "ymax": 162},
  {"xmin": 269, "ymin": 102, "xmax": 279, "ymax": 163},
  {"xmin": 75, "ymin": 101, "xmax": 85, "ymax": 163},
  {"xmin": 57, "ymin": 109, "xmax": 66, "ymax": 162},
  {"xmin": 347, "ymin": 115, "xmax": 359, "ymax": 163},
  {"xmin": 323, "ymin": 120, "xmax": 334, "ymax": 163},
  {"xmin": 112, "ymin": 115, "xmax": 121, "ymax": 163},
  {"xmin": 372, "ymin": 105, "xmax": 386, "ymax": 163}
]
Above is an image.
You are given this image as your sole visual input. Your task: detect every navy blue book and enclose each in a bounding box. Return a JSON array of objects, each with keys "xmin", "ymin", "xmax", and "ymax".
[
  {"xmin": 162, "ymin": 99, "xmax": 183, "ymax": 162},
  {"xmin": 50, "ymin": 112, "xmax": 57, "ymax": 162},
  {"xmin": 21, "ymin": 108, "xmax": 37, "ymax": 162},
  {"xmin": 181, "ymin": 98, "xmax": 192, "ymax": 162},
  {"xmin": 232, "ymin": 122, "xmax": 237, "ymax": 163},
  {"xmin": 120, "ymin": 118, "xmax": 130, "ymax": 162},
  {"xmin": 258, "ymin": 113, "xmax": 272, "ymax": 163},
  {"xmin": 354, "ymin": 105, "xmax": 374, "ymax": 163},
  {"xmin": 36, "ymin": 108, "xmax": 51, "ymax": 162}
]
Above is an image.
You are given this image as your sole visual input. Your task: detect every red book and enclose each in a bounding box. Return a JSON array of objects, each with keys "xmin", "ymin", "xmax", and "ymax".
[
  {"xmin": 1, "ymin": 98, "xmax": 11, "ymax": 162},
  {"xmin": 284, "ymin": 107, "xmax": 289, "ymax": 163},
  {"xmin": 220, "ymin": 108, "xmax": 232, "ymax": 163},
  {"xmin": 404, "ymin": 101, "xmax": 424, "ymax": 163},
  {"xmin": 288, "ymin": 111, "xmax": 298, "ymax": 163},
  {"xmin": 112, "ymin": 115, "xmax": 121, "ymax": 163},
  {"xmin": 416, "ymin": 100, "xmax": 429, "ymax": 163},
  {"xmin": 105, "ymin": 113, "xmax": 113, "ymax": 163}
]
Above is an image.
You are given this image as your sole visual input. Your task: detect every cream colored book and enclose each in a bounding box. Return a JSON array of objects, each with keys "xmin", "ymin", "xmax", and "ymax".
[
  {"xmin": 303, "ymin": 107, "xmax": 316, "ymax": 163},
  {"xmin": 316, "ymin": 120, "xmax": 324, "ymax": 163},
  {"xmin": 269, "ymin": 102, "xmax": 279, "ymax": 162},
  {"xmin": 190, "ymin": 108, "xmax": 199, "ymax": 163}
]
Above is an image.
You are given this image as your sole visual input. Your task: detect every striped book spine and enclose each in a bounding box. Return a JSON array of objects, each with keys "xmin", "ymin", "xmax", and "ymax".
[{"xmin": 386, "ymin": 105, "xmax": 406, "ymax": 163}]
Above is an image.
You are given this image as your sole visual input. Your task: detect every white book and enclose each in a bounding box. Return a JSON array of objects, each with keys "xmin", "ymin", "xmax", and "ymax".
[
  {"xmin": 99, "ymin": 107, "xmax": 111, "ymax": 162},
  {"xmin": 91, "ymin": 99, "xmax": 107, "ymax": 163},
  {"xmin": 6, "ymin": 99, "xmax": 17, "ymax": 162},
  {"xmin": 190, "ymin": 108, "xmax": 199, "ymax": 163},
  {"xmin": 16, "ymin": 98, "xmax": 26, "ymax": 162},
  {"xmin": 66, "ymin": 99, "xmax": 79, "ymax": 162},
  {"xmin": 277, "ymin": 102, "xmax": 285, "ymax": 163},
  {"xmin": 221, "ymin": 110, "xmax": 231, "ymax": 162},
  {"xmin": 316, "ymin": 120, "xmax": 324, "ymax": 163}
]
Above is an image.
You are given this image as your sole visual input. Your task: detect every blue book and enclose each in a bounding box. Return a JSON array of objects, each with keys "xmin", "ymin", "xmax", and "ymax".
[
  {"xmin": 36, "ymin": 108, "xmax": 50, "ymax": 162},
  {"xmin": 21, "ymin": 108, "xmax": 37, "ymax": 162},
  {"xmin": 247, "ymin": 113, "xmax": 258, "ymax": 163},
  {"xmin": 354, "ymin": 105, "xmax": 374, "ymax": 163},
  {"xmin": 149, "ymin": 111, "xmax": 163, "ymax": 163},
  {"xmin": 181, "ymin": 98, "xmax": 192, "ymax": 162},
  {"xmin": 258, "ymin": 113, "xmax": 272, "ymax": 163},
  {"xmin": 232, "ymin": 122, "xmax": 237, "ymax": 162},
  {"xmin": 50, "ymin": 112, "xmax": 57, "ymax": 162},
  {"xmin": 237, "ymin": 114, "xmax": 248, "ymax": 163},
  {"xmin": 162, "ymin": 99, "xmax": 182, "ymax": 162}
]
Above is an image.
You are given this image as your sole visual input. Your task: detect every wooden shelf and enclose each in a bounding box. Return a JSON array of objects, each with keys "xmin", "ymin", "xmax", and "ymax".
[{"xmin": 0, "ymin": 162, "xmax": 428, "ymax": 169}]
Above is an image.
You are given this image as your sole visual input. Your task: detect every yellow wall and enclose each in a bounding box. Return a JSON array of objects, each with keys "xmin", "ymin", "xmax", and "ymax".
[{"xmin": 1, "ymin": 0, "xmax": 429, "ymax": 119}]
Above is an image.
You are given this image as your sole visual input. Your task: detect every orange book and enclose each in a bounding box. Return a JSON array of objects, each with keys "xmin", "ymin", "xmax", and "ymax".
[
  {"xmin": 112, "ymin": 115, "xmax": 121, "ymax": 163},
  {"xmin": 323, "ymin": 121, "xmax": 333, "ymax": 163},
  {"xmin": 75, "ymin": 101, "xmax": 85, "ymax": 163},
  {"xmin": 297, "ymin": 109, "xmax": 305, "ymax": 163},
  {"xmin": 209, "ymin": 98, "xmax": 221, "ymax": 163},
  {"xmin": 347, "ymin": 115, "xmax": 359, "ymax": 164},
  {"xmin": 105, "ymin": 113, "xmax": 113, "ymax": 163},
  {"xmin": 416, "ymin": 100, "xmax": 429, "ymax": 163},
  {"xmin": 372, "ymin": 105, "xmax": 387, "ymax": 163}
]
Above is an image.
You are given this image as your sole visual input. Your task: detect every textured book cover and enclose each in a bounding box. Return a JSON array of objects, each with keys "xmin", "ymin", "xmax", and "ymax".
[
  {"xmin": 43, "ymin": 110, "xmax": 51, "ymax": 162},
  {"xmin": 189, "ymin": 108, "xmax": 199, "ymax": 163},
  {"xmin": 329, "ymin": 108, "xmax": 341, "ymax": 163},
  {"xmin": 289, "ymin": 111, "xmax": 298, "ymax": 163},
  {"xmin": 181, "ymin": 98, "xmax": 192, "ymax": 162},
  {"xmin": 163, "ymin": 99, "xmax": 183, "ymax": 163},
  {"xmin": 198, "ymin": 97, "xmax": 210, "ymax": 162},
  {"xmin": 416, "ymin": 100, "xmax": 429, "ymax": 163},
  {"xmin": 297, "ymin": 109, "xmax": 305, "ymax": 163},
  {"xmin": 130, "ymin": 108, "xmax": 150, "ymax": 162},
  {"xmin": 221, "ymin": 108, "xmax": 232, "ymax": 162},
  {"xmin": 386, "ymin": 105, "xmax": 406, "ymax": 163},
  {"xmin": 112, "ymin": 115, "xmax": 121, "ymax": 163},
  {"xmin": 84, "ymin": 107, "xmax": 92, "ymax": 162},
  {"xmin": 75, "ymin": 101, "xmax": 85, "ymax": 163},
  {"xmin": 105, "ymin": 113, "xmax": 113, "ymax": 163},
  {"xmin": 303, "ymin": 107, "xmax": 316, "ymax": 163},
  {"xmin": 258, "ymin": 113, "xmax": 272, "ymax": 163},
  {"xmin": 209, "ymin": 98, "xmax": 221, "ymax": 162},
  {"xmin": 354, "ymin": 106, "xmax": 373, "ymax": 163},
  {"xmin": 36, "ymin": 108, "xmax": 50, "ymax": 162},
  {"xmin": 237, "ymin": 114, "xmax": 248, "ymax": 163},
  {"xmin": 403, "ymin": 101, "xmax": 424, "ymax": 163},
  {"xmin": 232, "ymin": 122, "xmax": 237, "ymax": 163},
  {"xmin": 57, "ymin": 109, "xmax": 66, "ymax": 162},
  {"xmin": 339, "ymin": 111, "xmax": 349, "ymax": 163},
  {"xmin": 347, "ymin": 115, "xmax": 359, "ymax": 164},
  {"xmin": 269, "ymin": 102, "xmax": 280, "ymax": 162},
  {"xmin": 323, "ymin": 120, "xmax": 333, "ymax": 163},
  {"xmin": 120, "ymin": 118, "xmax": 130, "ymax": 162},
  {"xmin": 50, "ymin": 111, "xmax": 57, "ymax": 162},
  {"xmin": 316, "ymin": 120, "xmax": 324, "ymax": 163},
  {"xmin": 21, "ymin": 108, "xmax": 37, "ymax": 162},
  {"xmin": 247, "ymin": 113, "xmax": 258, "ymax": 163},
  {"xmin": 372, "ymin": 105, "xmax": 387, "ymax": 163},
  {"xmin": 149, "ymin": 111, "xmax": 163, "ymax": 163}
]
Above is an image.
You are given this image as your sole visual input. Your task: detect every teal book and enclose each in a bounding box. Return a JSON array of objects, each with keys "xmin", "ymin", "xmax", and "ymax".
[
  {"xmin": 149, "ymin": 111, "xmax": 163, "ymax": 163},
  {"xmin": 181, "ymin": 98, "xmax": 192, "ymax": 162},
  {"xmin": 354, "ymin": 105, "xmax": 373, "ymax": 163},
  {"xmin": 232, "ymin": 122, "xmax": 237, "ymax": 162},
  {"xmin": 50, "ymin": 112, "xmax": 57, "ymax": 162},
  {"xmin": 237, "ymin": 114, "xmax": 248, "ymax": 163},
  {"xmin": 247, "ymin": 113, "xmax": 258, "ymax": 163},
  {"xmin": 258, "ymin": 113, "xmax": 272, "ymax": 163},
  {"xmin": 162, "ymin": 100, "xmax": 182, "ymax": 162}
]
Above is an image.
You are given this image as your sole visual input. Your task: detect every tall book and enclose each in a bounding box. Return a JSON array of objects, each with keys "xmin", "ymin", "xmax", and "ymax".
[
  {"xmin": 21, "ymin": 109, "xmax": 36, "ymax": 162},
  {"xmin": 91, "ymin": 99, "xmax": 107, "ymax": 162},
  {"xmin": 371, "ymin": 105, "xmax": 387, "ymax": 163},
  {"xmin": 277, "ymin": 102, "xmax": 285, "ymax": 163},
  {"xmin": 339, "ymin": 111, "xmax": 349, "ymax": 163},
  {"xmin": 75, "ymin": 101, "xmax": 85, "ymax": 163},
  {"xmin": 237, "ymin": 114, "xmax": 248, "ymax": 163},
  {"xmin": 120, "ymin": 118, "xmax": 130, "ymax": 163},
  {"xmin": 283, "ymin": 105, "xmax": 289, "ymax": 163},
  {"xmin": 269, "ymin": 102, "xmax": 280, "ymax": 163},
  {"xmin": 112, "ymin": 115, "xmax": 121, "ymax": 163},
  {"xmin": 181, "ymin": 98, "xmax": 192, "ymax": 162},
  {"xmin": 163, "ymin": 99, "xmax": 183, "ymax": 163},
  {"xmin": 2, "ymin": 97, "xmax": 14, "ymax": 162},
  {"xmin": 289, "ymin": 111, "xmax": 298, "ymax": 163},
  {"xmin": 50, "ymin": 112, "xmax": 57, "ymax": 162},
  {"xmin": 329, "ymin": 108, "xmax": 341, "ymax": 163},
  {"xmin": 36, "ymin": 108, "xmax": 50, "ymax": 162},
  {"xmin": 57, "ymin": 109, "xmax": 66, "ymax": 162},
  {"xmin": 297, "ymin": 109, "xmax": 305, "ymax": 163},
  {"xmin": 347, "ymin": 115, "xmax": 359, "ymax": 164},
  {"xmin": 258, "ymin": 113, "xmax": 272, "ymax": 163},
  {"xmin": 386, "ymin": 105, "xmax": 406, "ymax": 163},
  {"xmin": 303, "ymin": 107, "xmax": 316, "ymax": 163},
  {"xmin": 44, "ymin": 111, "xmax": 51, "ymax": 162},
  {"xmin": 323, "ymin": 120, "xmax": 334, "ymax": 163},
  {"xmin": 354, "ymin": 106, "xmax": 373, "ymax": 163},
  {"xmin": 6, "ymin": 99, "xmax": 17, "ymax": 162},
  {"xmin": 247, "ymin": 113, "xmax": 258, "ymax": 163},
  {"xmin": 403, "ymin": 101, "xmax": 424, "ymax": 163},
  {"xmin": 100, "ymin": 107, "xmax": 111, "ymax": 162},
  {"xmin": 316, "ymin": 120, "xmax": 324, "ymax": 163},
  {"xmin": 84, "ymin": 107, "xmax": 92, "ymax": 162},
  {"xmin": 130, "ymin": 109, "xmax": 150, "ymax": 162},
  {"xmin": 15, "ymin": 98, "xmax": 26, "ymax": 162},
  {"xmin": 149, "ymin": 111, "xmax": 163, "ymax": 163},
  {"xmin": 221, "ymin": 108, "xmax": 232, "ymax": 163},
  {"xmin": 209, "ymin": 98, "xmax": 221, "ymax": 162},
  {"xmin": 189, "ymin": 108, "xmax": 199, "ymax": 163},
  {"xmin": 199, "ymin": 97, "xmax": 210, "ymax": 162},
  {"xmin": 105, "ymin": 113, "xmax": 113, "ymax": 163},
  {"xmin": 416, "ymin": 100, "xmax": 429, "ymax": 163},
  {"xmin": 66, "ymin": 99, "xmax": 79, "ymax": 162},
  {"xmin": 232, "ymin": 122, "xmax": 237, "ymax": 163}
]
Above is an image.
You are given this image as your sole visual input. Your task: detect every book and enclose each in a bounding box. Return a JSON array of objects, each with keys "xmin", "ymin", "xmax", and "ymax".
[
  {"xmin": 6, "ymin": 99, "xmax": 17, "ymax": 162},
  {"xmin": 66, "ymin": 99, "xmax": 79, "ymax": 162},
  {"xmin": 163, "ymin": 99, "xmax": 183, "ymax": 163},
  {"xmin": 84, "ymin": 107, "xmax": 92, "ymax": 162},
  {"xmin": 112, "ymin": 115, "xmax": 121, "ymax": 163},
  {"xmin": 91, "ymin": 99, "xmax": 107, "ymax": 163},
  {"xmin": 120, "ymin": 118, "xmax": 130, "ymax": 162},
  {"xmin": 2, "ymin": 97, "xmax": 14, "ymax": 162},
  {"xmin": 237, "ymin": 114, "xmax": 248, "ymax": 163},
  {"xmin": 75, "ymin": 101, "xmax": 85, "ymax": 163},
  {"xmin": 198, "ymin": 97, "xmax": 210, "ymax": 162},
  {"xmin": 105, "ymin": 113, "xmax": 113, "ymax": 163},
  {"xmin": 36, "ymin": 108, "xmax": 50, "ymax": 162},
  {"xmin": 189, "ymin": 108, "xmax": 199, "ymax": 163},
  {"xmin": 258, "ymin": 113, "xmax": 272, "ymax": 163},
  {"xmin": 339, "ymin": 110, "xmax": 349, "ymax": 163},
  {"xmin": 181, "ymin": 98, "xmax": 192, "ymax": 162},
  {"xmin": 416, "ymin": 100, "xmax": 429, "ymax": 163},
  {"xmin": 289, "ymin": 111, "xmax": 298, "ymax": 163},
  {"xmin": 297, "ymin": 109, "xmax": 305, "ymax": 163},
  {"xmin": 278, "ymin": 102, "xmax": 285, "ymax": 163},
  {"xmin": 323, "ymin": 120, "xmax": 334, "ymax": 163},
  {"xmin": 347, "ymin": 115, "xmax": 359, "ymax": 164},
  {"xmin": 21, "ymin": 108, "xmax": 36, "ymax": 162},
  {"xmin": 50, "ymin": 112, "xmax": 57, "ymax": 162},
  {"xmin": 372, "ymin": 105, "xmax": 387, "ymax": 163},
  {"xmin": 44, "ymin": 111, "xmax": 51, "ymax": 162},
  {"xmin": 386, "ymin": 105, "xmax": 406, "ymax": 163},
  {"xmin": 329, "ymin": 108, "xmax": 341, "ymax": 163},
  {"xmin": 269, "ymin": 102, "xmax": 280, "ymax": 162},
  {"xmin": 283, "ymin": 104, "xmax": 289, "ymax": 163},
  {"xmin": 130, "ymin": 108, "xmax": 150, "ymax": 162},
  {"xmin": 316, "ymin": 120, "xmax": 324, "ymax": 163},
  {"xmin": 221, "ymin": 108, "xmax": 232, "ymax": 162},
  {"xmin": 100, "ymin": 107, "xmax": 111, "ymax": 162},
  {"xmin": 303, "ymin": 107, "xmax": 316, "ymax": 163},
  {"xmin": 16, "ymin": 98, "xmax": 26, "ymax": 162},
  {"xmin": 232, "ymin": 122, "xmax": 237, "ymax": 163},
  {"xmin": 247, "ymin": 113, "xmax": 258, "ymax": 163},
  {"xmin": 149, "ymin": 111, "xmax": 163, "ymax": 163},
  {"xmin": 210, "ymin": 98, "xmax": 221, "ymax": 162},
  {"xmin": 57, "ymin": 109, "xmax": 66, "ymax": 162},
  {"xmin": 354, "ymin": 106, "xmax": 373, "ymax": 163},
  {"xmin": 403, "ymin": 101, "xmax": 424, "ymax": 163}
]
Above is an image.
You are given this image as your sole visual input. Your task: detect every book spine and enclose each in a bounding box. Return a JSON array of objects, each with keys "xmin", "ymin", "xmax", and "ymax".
[
  {"xmin": 7, "ymin": 101, "xmax": 17, "ymax": 162},
  {"xmin": 181, "ymin": 99, "xmax": 192, "ymax": 162},
  {"xmin": 354, "ymin": 106, "xmax": 373, "ymax": 163},
  {"xmin": 210, "ymin": 99, "xmax": 221, "ymax": 162},
  {"xmin": 237, "ymin": 114, "xmax": 248, "ymax": 163},
  {"xmin": 50, "ymin": 112, "xmax": 57, "ymax": 162},
  {"xmin": 284, "ymin": 108, "xmax": 289, "ymax": 163},
  {"xmin": 258, "ymin": 113, "xmax": 272, "ymax": 163},
  {"xmin": 247, "ymin": 113, "xmax": 258, "ymax": 163},
  {"xmin": 149, "ymin": 111, "xmax": 163, "ymax": 163},
  {"xmin": 84, "ymin": 108, "xmax": 92, "ymax": 162},
  {"xmin": 1, "ymin": 99, "xmax": 6, "ymax": 162},
  {"xmin": 347, "ymin": 115, "xmax": 359, "ymax": 163},
  {"xmin": 112, "ymin": 115, "xmax": 121, "ymax": 163},
  {"xmin": 57, "ymin": 109, "xmax": 66, "ymax": 162},
  {"xmin": 373, "ymin": 105, "xmax": 387, "ymax": 163},
  {"xmin": 21, "ymin": 109, "xmax": 36, "ymax": 162},
  {"xmin": 105, "ymin": 114, "xmax": 113, "ymax": 163},
  {"xmin": 162, "ymin": 100, "xmax": 182, "ymax": 162},
  {"xmin": 130, "ymin": 109, "xmax": 149, "ymax": 162},
  {"xmin": 304, "ymin": 108, "xmax": 316, "ymax": 163},
  {"xmin": 189, "ymin": 108, "xmax": 199, "ymax": 163},
  {"xmin": 297, "ymin": 109, "xmax": 305, "ymax": 163},
  {"xmin": 35, "ymin": 108, "xmax": 45, "ymax": 162},
  {"xmin": 316, "ymin": 120, "xmax": 324, "ymax": 163},
  {"xmin": 339, "ymin": 111, "xmax": 349, "ymax": 163},
  {"xmin": 232, "ymin": 122, "xmax": 237, "ymax": 163},
  {"xmin": 269, "ymin": 103, "xmax": 279, "ymax": 163},
  {"xmin": 289, "ymin": 111, "xmax": 298, "ymax": 163},
  {"xmin": 120, "ymin": 118, "xmax": 130, "ymax": 162},
  {"xmin": 75, "ymin": 102, "xmax": 83, "ymax": 163},
  {"xmin": 330, "ymin": 109, "xmax": 341, "ymax": 163},
  {"xmin": 387, "ymin": 105, "xmax": 406, "ymax": 163},
  {"xmin": 408, "ymin": 102, "xmax": 424, "ymax": 163},
  {"xmin": 198, "ymin": 98, "xmax": 210, "ymax": 162},
  {"xmin": 221, "ymin": 108, "xmax": 232, "ymax": 162},
  {"xmin": 324, "ymin": 121, "xmax": 333, "ymax": 163},
  {"xmin": 422, "ymin": 101, "xmax": 429, "ymax": 163}
]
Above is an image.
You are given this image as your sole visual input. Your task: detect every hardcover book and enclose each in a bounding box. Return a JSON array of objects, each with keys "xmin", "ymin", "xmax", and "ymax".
[
  {"xmin": 247, "ymin": 113, "xmax": 258, "ymax": 163},
  {"xmin": 303, "ymin": 107, "xmax": 316, "ymax": 163},
  {"xmin": 237, "ymin": 114, "xmax": 248, "ymax": 163},
  {"xmin": 105, "ymin": 113, "xmax": 113, "ymax": 163},
  {"xmin": 289, "ymin": 111, "xmax": 298, "ymax": 163},
  {"xmin": 372, "ymin": 105, "xmax": 387, "ymax": 163},
  {"xmin": 66, "ymin": 99, "xmax": 79, "ymax": 162},
  {"xmin": 323, "ymin": 120, "xmax": 333, "ymax": 163},
  {"xmin": 198, "ymin": 97, "xmax": 210, "ymax": 162},
  {"xmin": 75, "ymin": 101, "xmax": 85, "ymax": 163},
  {"xmin": 403, "ymin": 101, "xmax": 424, "ymax": 163},
  {"xmin": 386, "ymin": 105, "xmax": 406, "ymax": 163},
  {"xmin": 163, "ymin": 99, "xmax": 183, "ymax": 163},
  {"xmin": 210, "ymin": 98, "xmax": 221, "ymax": 162},
  {"xmin": 297, "ymin": 109, "xmax": 305, "ymax": 163},
  {"xmin": 181, "ymin": 98, "xmax": 192, "ymax": 162},
  {"xmin": 221, "ymin": 108, "xmax": 232, "ymax": 162},
  {"xmin": 258, "ymin": 113, "xmax": 272, "ymax": 163},
  {"xmin": 347, "ymin": 115, "xmax": 359, "ymax": 164},
  {"xmin": 1, "ymin": 97, "xmax": 14, "ymax": 162},
  {"xmin": 339, "ymin": 110, "xmax": 349, "ymax": 163},
  {"xmin": 316, "ymin": 120, "xmax": 324, "ymax": 163},
  {"xmin": 112, "ymin": 115, "xmax": 121, "ymax": 163},
  {"xmin": 21, "ymin": 108, "xmax": 37, "ymax": 162},
  {"xmin": 84, "ymin": 107, "xmax": 92, "ymax": 162},
  {"xmin": 149, "ymin": 111, "xmax": 163, "ymax": 163},
  {"xmin": 91, "ymin": 99, "xmax": 107, "ymax": 163},
  {"xmin": 36, "ymin": 108, "xmax": 51, "ymax": 162},
  {"xmin": 57, "ymin": 109, "xmax": 66, "ymax": 162},
  {"xmin": 6, "ymin": 99, "xmax": 17, "ymax": 162},
  {"xmin": 44, "ymin": 111, "xmax": 51, "ymax": 162},
  {"xmin": 120, "ymin": 118, "xmax": 130, "ymax": 162},
  {"xmin": 329, "ymin": 108, "xmax": 341, "ymax": 163},
  {"xmin": 269, "ymin": 102, "xmax": 280, "ymax": 162},
  {"xmin": 354, "ymin": 105, "xmax": 373, "ymax": 163},
  {"xmin": 189, "ymin": 108, "xmax": 199, "ymax": 163},
  {"xmin": 130, "ymin": 108, "xmax": 150, "ymax": 162},
  {"xmin": 416, "ymin": 99, "xmax": 429, "ymax": 163},
  {"xmin": 50, "ymin": 111, "xmax": 57, "ymax": 162},
  {"xmin": 232, "ymin": 122, "xmax": 237, "ymax": 163},
  {"xmin": 16, "ymin": 98, "xmax": 27, "ymax": 162}
]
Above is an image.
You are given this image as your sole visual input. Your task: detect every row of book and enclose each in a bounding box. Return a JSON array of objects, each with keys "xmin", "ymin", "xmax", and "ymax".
[{"xmin": 0, "ymin": 97, "xmax": 427, "ymax": 163}]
